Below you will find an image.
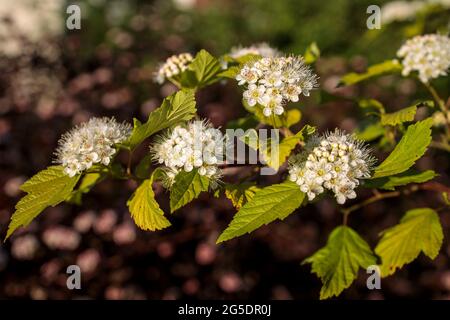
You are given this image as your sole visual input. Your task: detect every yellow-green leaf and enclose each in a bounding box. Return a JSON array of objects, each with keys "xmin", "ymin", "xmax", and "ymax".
[
  {"xmin": 6, "ymin": 166, "xmax": 80, "ymax": 240},
  {"xmin": 67, "ymin": 172, "xmax": 103, "ymax": 205},
  {"xmin": 127, "ymin": 173, "xmax": 171, "ymax": 231},
  {"xmin": 217, "ymin": 181, "xmax": 305, "ymax": 243},
  {"xmin": 304, "ymin": 42, "xmax": 320, "ymax": 64},
  {"xmin": 380, "ymin": 105, "xmax": 417, "ymax": 126},
  {"xmin": 170, "ymin": 169, "xmax": 210, "ymax": 213},
  {"xmin": 303, "ymin": 226, "xmax": 376, "ymax": 299},
  {"xmin": 372, "ymin": 118, "xmax": 433, "ymax": 178},
  {"xmin": 224, "ymin": 183, "xmax": 260, "ymax": 210},
  {"xmin": 375, "ymin": 208, "xmax": 443, "ymax": 277},
  {"xmin": 185, "ymin": 49, "xmax": 222, "ymax": 88},
  {"xmin": 261, "ymin": 125, "xmax": 315, "ymax": 170},
  {"xmin": 126, "ymin": 90, "xmax": 196, "ymax": 149},
  {"xmin": 355, "ymin": 122, "xmax": 386, "ymax": 141},
  {"xmin": 339, "ymin": 60, "xmax": 402, "ymax": 86},
  {"xmin": 364, "ymin": 170, "xmax": 436, "ymax": 190},
  {"xmin": 285, "ymin": 109, "xmax": 302, "ymax": 128}
]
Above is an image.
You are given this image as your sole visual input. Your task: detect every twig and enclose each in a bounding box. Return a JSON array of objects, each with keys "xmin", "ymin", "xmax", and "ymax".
[
  {"xmin": 423, "ymin": 81, "xmax": 446, "ymax": 112},
  {"xmin": 341, "ymin": 190, "xmax": 401, "ymax": 216}
]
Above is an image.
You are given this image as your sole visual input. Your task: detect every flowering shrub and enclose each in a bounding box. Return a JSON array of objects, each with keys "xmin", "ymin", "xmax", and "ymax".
[{"xmin": 5, "ymin": 33, "xmax": 450, "ymax": 299}]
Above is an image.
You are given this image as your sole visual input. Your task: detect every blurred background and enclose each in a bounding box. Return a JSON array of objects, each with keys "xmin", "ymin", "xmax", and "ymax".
[{"xmin": 0, "ymin": 0, "xmax": 450, "ymax": 299}]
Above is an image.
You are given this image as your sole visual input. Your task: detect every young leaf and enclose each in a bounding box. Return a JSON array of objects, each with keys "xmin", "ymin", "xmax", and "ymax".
[
  {"xmin": 303, "ymin": 226, "xmax": 376, "ymax": 299},
  {"xmin": 126, "ymin": 90, "xmax": 197, "ymax": 149},
  {"xmin": 6, "ymin": 166, "xmax": 80, "ymax": 240},
  {"xmin": 260, "ymin": 125, "xmax": 315, "ymax": 170},
  {"xmin": 357, "ymin": 99, "xmax": 385, "ymax": 114},
  {"xmin": 218, "ymin": 66, "xmax": 240, "ymax": 79},
  {"xmin": 372, "ymin": 118, "xmax": 433, "ymax": 178},
  {"xmin": 242, "ymin": 99, "xmax": 287, "ymax": 128},
  {"xmin": 187, "ymin": 49, "xmax": 222, "ymax": 88},
  {"xmin": 135, "ymin": 154, "xmax": 153, "ymax": 179},
  {"xmin": 380, "ymin": 105, "xmax": 417, "ymax": 126},
  {"xmin": 224, "ymin": 183, "xmax": 260, "ymax": 210},
  {"xmin": 364, "ymin": 170, "xmax": 436, "ymax": 190},
  {"xmin": 67, "ymin": 172, "xmax": 104, "ymax": 205},
  {"xmin": 285, "ymin": 109, "xmax": 302, "ymax": 128},
  {"xmin": 127, "ymin": 173, "xmax": 171, "ymax": 231},
  {"xmin": 375, "ymin": 208, "xmax": 443, "ymax": 277},
  {"xmin": 304, "ymin": 42, "xmax": 320, "ymax": 64},
  {"xmin": 170, "ymin": 169, "xmax": 210, "ymax": 213},
  {"xmin": 355, "ymin": 122, "xmax": 386, "ymax": 141},
  {"xmin": 339, "ymin": 60, "xmax": 402, "ymax": 86},
  {"xmin": 217, "ymin": 181, "xmax": 305, "ymax": 243},
  {"xmin": 226, "ymin": 115, "xmax": 259, "ymax": 131}
]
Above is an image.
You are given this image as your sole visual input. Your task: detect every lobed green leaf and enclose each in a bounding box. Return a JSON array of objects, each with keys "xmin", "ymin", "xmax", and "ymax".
[
  {"xmin": 6, "ymin": 166, "xmax": 80, "ymax": 240},
  {"xmin": 127, "ymin": 172, "xmax": 171, "ymax": 231},
  {"xmin": 217, "ymin": 181, "xmax": 305, "ymax": 243},
  {"xmin": 170, "ymin": 169, "xmax": 210, "ymax": 213},
  {"xmin": 372, "ymin": 118, "xmax": 433, "ymax": 178},
  {"xmin": 126, "ymin": 90, "xmax": 197, "ymax": 149},
  {"xmin": 339, "ymin": 60, "xmax": 402, "ymax": 86},
  {"xmin": 303, "ymin": 226, "xmax": 376, "ymax": 299},
  {"xmin": 375, "ymin": 208, "xmax": 443, "ymax": 277}
]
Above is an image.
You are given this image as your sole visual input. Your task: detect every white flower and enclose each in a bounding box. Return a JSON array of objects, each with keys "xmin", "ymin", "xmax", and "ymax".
[
  {"xmin": 236, "ymin": 55, "xmax": 318, "ymax": 117},
  {"xmin": 153, "ymin": 53, "xmax": 193, "ymax": 84},
  {"xmin": 236, "ymin": 66, "xmax": 259, "ymax": 85},
  {"xmin": 397, "ymin": 34, "xmax": 450, "ymax": 83},
  {"xmin": 151, "ymin": 120, "xmax": 224, "ymax": 186},
  {"xmin": 0, "ymin": 0, "xmax": 63, "ymax": 59},
  {"xmin": 243, "ymin": 84, "xmax": 266, "ymax": 107},
  {"xmin": 229, "ymin": 43, "xmax": 281, "ymax": 60},
  {"xmin": 55, "ymin": 117, "xmax": 132, "ymax": 177},
  {"xmin": 381, "ymin": 1, "xmax": 424, "ymax": 24},
  {"xmin": 288, "ymin": 130, "xmax": 375, "ymax": 204}
]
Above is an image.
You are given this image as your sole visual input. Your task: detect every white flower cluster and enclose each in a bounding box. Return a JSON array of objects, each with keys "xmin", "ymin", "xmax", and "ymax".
[
  {"xmin": 151, "ymin": 120, "xmax": 224, "ymax": 186},
  {"xmin": 288, "ymin": 130, "xmax": 375, "ymax": 205},
  {"xmin": 397, "ymin": 34, "xmax": 450, "ymax": 83},
  {"xmin": 55, "ymin": 117, "xmax": 132, "ymax": 177},
  {"xmin": 236, "ymin": 56, "xmax": 318, "ymax": 117},
  {"xmin": 154, "ymin": 53, "xmax": 193, "ymax": 84},
  {"xmin": 381, "ymin": 1, "xmax": 424, "ymax": 24},
  {"xmin": 0, "ymin": 0, "xmax": 63, "ymax": 59},
  {"xmin": 229, "ymin": 43, "xmax": 280, "ymax": 60},
  {"xmin": 382, "ymin": 0, "xmax": 450, "ymax": 24}
]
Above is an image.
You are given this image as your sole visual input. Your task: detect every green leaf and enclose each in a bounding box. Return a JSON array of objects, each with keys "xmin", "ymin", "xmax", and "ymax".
[
  {"xmin": 217, "ymin": 66, "xmax": 240, "ymax": 79},
  {"xmin": 372, "ymin": 118, "xmax": 433, "ymax": 178},
  {"xmin": 242, "ymin": 99, "xmax": 287, "ymax": 128},
  {"xmin": 357, "ymin": 99, "xmax": 385, "ymax": 114},
  {"xmin": 126, "ymin": 90, "xmax": 197, "ymax": 149},
  {"xmin": 364, "ymin": 170, "xmax": 436, "ymax": 190},
  {"xmin": 303, "ymin": 226, "xmax": 376, "ymax": 299},
  {"xmin": 339, "ymin": 60, "xmax": 402, "ymax": 86},
  {"xmin": 6, "ymin": 166, "xmax": 80, "ymax": 240},
  {"xmin": 285, "ymin": 109, "xmax": 302, "ymax": 128},
  {"xmin": 355, "ymin": 122, "xmax": 386, "ymax": 141},
  {"xmin": 260, "ymin": 125, "xmax": 315, "ymax": 170},
  {"xmin": 127, "ymin": 172, "xmax": 171, "ymax": 231},
  {"xmin": 135, "ymin": 154, "xmax": 153, "ymax": 179},
  {"xmin": 170, "ymin": 169, "xmax": 210, "ymax": 213},
  {"xmin": 238, "ymin": 128, "xmax": 259, "ymax": 150},
  {"xmin": 224, "ymin": 183, "xmax": 260, "ymax": 210},
  {"xmin": 217, "ymin": 181, "xmax": 305, "ymax": 243},
  {"xmin": 185, "ymin": 49, "xmax": 222, "ymax": 88},
  {"xmin": 375, "ymin": 208, "xmax": 443, "ymax": 277},
  {"xmin": 226, "ymin": 115, "xmax": 259, "ymax": 131},
  {"xmin": 304, "ymin": 42, "xmax": 320, "ymax": 64},
  {"xmin": 233, "ymin": 53, "xmax": 261, "ymax": 64},
  {"xmin": 67, "ymin": 173, "xmax": 103, "ymax": 205},
  {"xmin": 380, "ymin": 105, "xmax": 417, "ymax": 126}
]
